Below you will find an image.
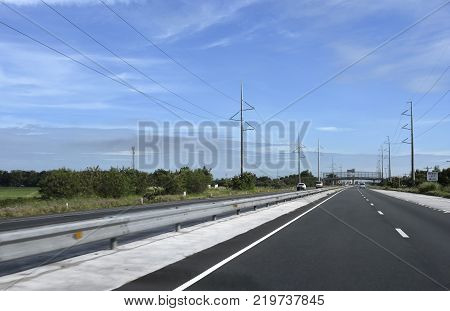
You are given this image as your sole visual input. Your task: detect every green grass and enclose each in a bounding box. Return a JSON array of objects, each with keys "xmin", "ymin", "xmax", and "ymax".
[
  {"xmin": 0, "ymin": 186, "xmax": 293, "ymax": 219},
  {"xmin": 0, "ymin": 187, "xmax": 41, "ymax": 199}
]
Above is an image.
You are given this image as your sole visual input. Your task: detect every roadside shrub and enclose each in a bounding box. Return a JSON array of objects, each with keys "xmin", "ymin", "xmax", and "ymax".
[
  {"xmin": 79, "ymin": 166, "xmax": 102, "ymax": 196},
  {"xmin": 271, "ymin": 179, "xmax": 285, "ymax": 189},
  {"xmin": 38, "ymin": 169, "xmax": 81, "ymax": 199},
  {"xmin": 231, "ymin": 172, "xmax": 256, "ymax": 190},
  {"xmin": 96, "ymin": 168, "xmax": 132, "ymax": 198},
  {"xmin": 417, "ymin": 182, "xmax": 440, "ymax": 194},
  {"xmin": 150, "ymin": 170, "xmax": 183, "ymax": 195},
  {"xmin": 185, "ymin": 168, "xmax": 213, "ymax": 194},
  {"xmin": 123, "ymin": 169, "xmax": 150, "ymax": 195},
  {"xmin": 143, "ymin": 186, "xmax": 164, "ymax": 201}
]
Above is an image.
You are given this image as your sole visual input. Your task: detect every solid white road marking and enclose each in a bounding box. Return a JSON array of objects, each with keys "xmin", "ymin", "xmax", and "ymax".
[
  {"xmin": 174, "ymin": 189, "xmax": 344, "ymax": 291},
  {"xmin": 395, "ymin": 228, "xmax": 409, "ymax": 238},
  {"xmin": 377, "ymin": 211, "xmax": 384, "ymax": 215}
]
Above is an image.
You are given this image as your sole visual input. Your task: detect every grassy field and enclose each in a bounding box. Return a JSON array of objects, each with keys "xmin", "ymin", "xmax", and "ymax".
[
  {"xmin": 0, "ymin": 186, "xmax": 293, "ymax": 219},
  {"xmin": 0, "ymin": 187, "xmax": 41, "ymax": 199}
]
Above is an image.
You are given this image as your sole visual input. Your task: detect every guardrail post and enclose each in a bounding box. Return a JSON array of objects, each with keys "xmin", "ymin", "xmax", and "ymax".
[
  {"xmin": 175, "ymin": 223, "xmax": 181, "ymax": 232},
  {"xmin": 236, "ymin": 209, "xmax": 240, "ymax": 215},
  {"xmin": 212, "ymin": 215, "xmax": 217, "ymax": 221},
  {"xmin": 253, "ymin": 206, "xmax": 257, "ymax": 211},
  {"xmin": 110, "ymin": 237, "xmax": 118, "ymax": 250}
]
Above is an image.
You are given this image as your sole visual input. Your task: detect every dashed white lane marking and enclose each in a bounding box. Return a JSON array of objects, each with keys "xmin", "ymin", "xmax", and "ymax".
[
  {"xmin": 377, "ymin": 211, "xmax": 384, "ymax": 215},
  {"xmin": 370, "ymin": 203, "xmax": 374, "ymax": 206},
  {"xmin": 366, "ymin": 199, "xmax": 369, "ymax": 201},
  {"xmin": 395, "ymin": 228, "xmax": 409, "ymax": 238},
  {"xmin": 174, "ymin": 190, "xmax": 344, "ymax": 291}
]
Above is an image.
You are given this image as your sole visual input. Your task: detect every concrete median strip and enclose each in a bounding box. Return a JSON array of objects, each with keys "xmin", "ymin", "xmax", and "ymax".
[{"xmin": 0, "ymin": 189, "xmax": 339, "ymax": 291}]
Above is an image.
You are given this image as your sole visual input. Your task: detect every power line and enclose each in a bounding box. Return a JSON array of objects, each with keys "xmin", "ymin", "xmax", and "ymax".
[
  {"xmin": 98, "ymin": 0, "xmax": 239, "ymax": 104},
  {"xmin": 264, "ymin": 0, "xmax": 450, "ymax": 122},
  {"xmin": 0, "ymin": 19, "xmax": 212, "ymax": 120},
  {"xmin": 39, "ymin": 0, "xmax": 223, "ymax": 120},
  {"xmin": 390, "ymin": 45, "xmax": 450, "ymax": 155},
  {"xmin": 1, "ymin": 2, "xmax": 212, "ymax": 119},
  {"xmin": 415, "ymin": 66, "xmax": 450, "ymax": 106},
  {"xmin": 416, "ymin": 113, "xmax": 450, "ymax": 139},
  {"xmin": 1, "ymin": 3, "xmax": 132, "ymax": 92},
  {"xmin": 416, "ymin": 89, "xmax": 449, "ymax": 121}
]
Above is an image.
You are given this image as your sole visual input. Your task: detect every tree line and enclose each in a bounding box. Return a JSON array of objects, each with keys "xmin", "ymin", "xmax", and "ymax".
[
  {"xmin": 0, "ymin": 168, "xmax": 317, "ymax": 199},
  {"xmin": 381, "ymin": 167, "xmax": 450, "ymax": 188}
]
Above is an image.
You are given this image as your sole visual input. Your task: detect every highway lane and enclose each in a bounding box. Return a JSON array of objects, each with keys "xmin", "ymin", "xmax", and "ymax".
[
  {"xmin": 0, "ymin": 189, "xmax": 293, "ymax": 232},
  {"xmin": 118, "ymin": 187, "xmax": 450, "ymax": 290}
]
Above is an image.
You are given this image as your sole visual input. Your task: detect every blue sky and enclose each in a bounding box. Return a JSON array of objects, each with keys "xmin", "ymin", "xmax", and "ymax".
[{"xmin": 0, "ymin": 0, "xmax": 449, "ymax": 177}]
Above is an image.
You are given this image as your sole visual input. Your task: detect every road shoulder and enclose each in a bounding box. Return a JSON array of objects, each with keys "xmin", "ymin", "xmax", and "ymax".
[{"xmin": 371, "ymin": 189, "xmax": 450, "ymax": 213}]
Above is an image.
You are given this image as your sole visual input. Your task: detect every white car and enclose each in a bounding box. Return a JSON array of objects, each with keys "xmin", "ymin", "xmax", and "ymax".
[
  {"xmin": 359, "ymin": 182, "xmax": 366, "ymax": 188},
  {"xmin": 297, "ymin": 183, "xmax": 307, "ymax": 191},
  {"xmin": 315, "ymin": 181, "xmax": 323, "ymax": 188}
]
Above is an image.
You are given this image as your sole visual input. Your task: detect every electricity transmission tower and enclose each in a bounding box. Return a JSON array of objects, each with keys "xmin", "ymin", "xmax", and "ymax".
[
  {"xmin": 131, "ymin": 146, "xmax": 135, "ymax": 170},
  {"xmin": 401, "ymin": 101, "xmax": 415, "ymax": 184},
  {"xmin": 317, "ymin": 139, "xmax": 324, "ymax": 181},
  {"xmin": 293, "ymin": 134, "xmax": 305, "ymax": 183},
  {"xmin": 385, "ymin": 136, "xmax": 391, "ymax": 181},
  {"xmin": 229, "ymin": 82, "xmax": 255, "ymax": 175},
  {"xmin": 379, "ymin": 146, "xmax": 384, "ymax": 181}
]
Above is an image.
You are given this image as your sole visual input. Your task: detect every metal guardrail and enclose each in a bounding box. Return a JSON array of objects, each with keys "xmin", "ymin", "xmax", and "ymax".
[{"xmin": 0, "ymin": 188, "xmax": 336, "ymax": 262}]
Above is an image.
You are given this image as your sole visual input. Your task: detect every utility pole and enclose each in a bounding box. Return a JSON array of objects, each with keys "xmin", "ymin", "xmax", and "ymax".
[
  {"xmin": 402, "ymin": 101, "xmax": 415, "ymax": 184},
  {"xmin": 317, "ymin": 139, "xmax": 321, "ymax": 181},
  {"xmin": 380, "ymin": 146, "xmax": 384, "ymax": 181},
  {"xmin": 294, "ymin": 134, "xmax": 305, "ymax": 183},
  {"xmin": 229, "ymin": 82, "xmax": 255, "ymax": 176},
  {"xmin": 410, "ymin": 101, "xmax": 415, "ymax": 184},
  {"xmin": 386, "ymin": 136, "xmax": 391, "ymax": 181},
  {"xmin": 330, "ymin": 155, "xmax": 336, "ymax": 186},
  {"xmin": 240, "ymin": 82, "xmax": 244, "ymax": 176},
  {"xmin": 131, "ymin": 146, "xmax": 135, "ymax": 170}
]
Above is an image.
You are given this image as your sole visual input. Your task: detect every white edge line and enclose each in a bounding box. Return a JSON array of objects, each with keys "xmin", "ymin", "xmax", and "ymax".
[
  {"xmin": 174, "ymin": 189, "xmax": 344, "ymax": 291},
  {"xmin": 395, "ymin": 228, "xmax": 409, "ymax": 238},
  {"xmin": 377, "ymin": 211, "xmax": 384, "ymax": 215}
]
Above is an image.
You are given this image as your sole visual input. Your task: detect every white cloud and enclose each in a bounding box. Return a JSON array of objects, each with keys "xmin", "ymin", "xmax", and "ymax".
[
  {"xmin": 151, "ymin": 0, "xmax": 260, "ymax": 40},
  {"xmin": 316, "ymin": 126, "xmax": 353, "ymax": 132},
  {"xmin": 200, "ymin": 37, "xmax": 232, "ymax": 49}
]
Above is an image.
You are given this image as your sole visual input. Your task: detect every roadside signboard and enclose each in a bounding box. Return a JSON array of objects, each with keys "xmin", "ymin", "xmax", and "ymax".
[{"xmin": 427, "ymin": 171, "xmax": 439, "ymax": 182}]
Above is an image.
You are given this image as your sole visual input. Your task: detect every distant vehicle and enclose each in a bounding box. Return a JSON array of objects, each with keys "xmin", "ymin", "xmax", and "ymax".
[
  {"xmin": 315, "ymin": 181, "xmax": 323, "ymax": 188},
  {"xmin": 297, "ymin": 183, "xmax": 307, "ymax": 191},
  {"xmin": 359, "ymin": 182, "xmax": 366, "ymax": 188}
]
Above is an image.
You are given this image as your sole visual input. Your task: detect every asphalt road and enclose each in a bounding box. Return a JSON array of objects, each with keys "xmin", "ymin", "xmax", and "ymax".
[
  {"xmin": 0, "ymin": 189, "xmax": 293, "ymax": 232},
  {"xmin": 118, "ymin": 187, "xmax": 450, "ymax": 291}
]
